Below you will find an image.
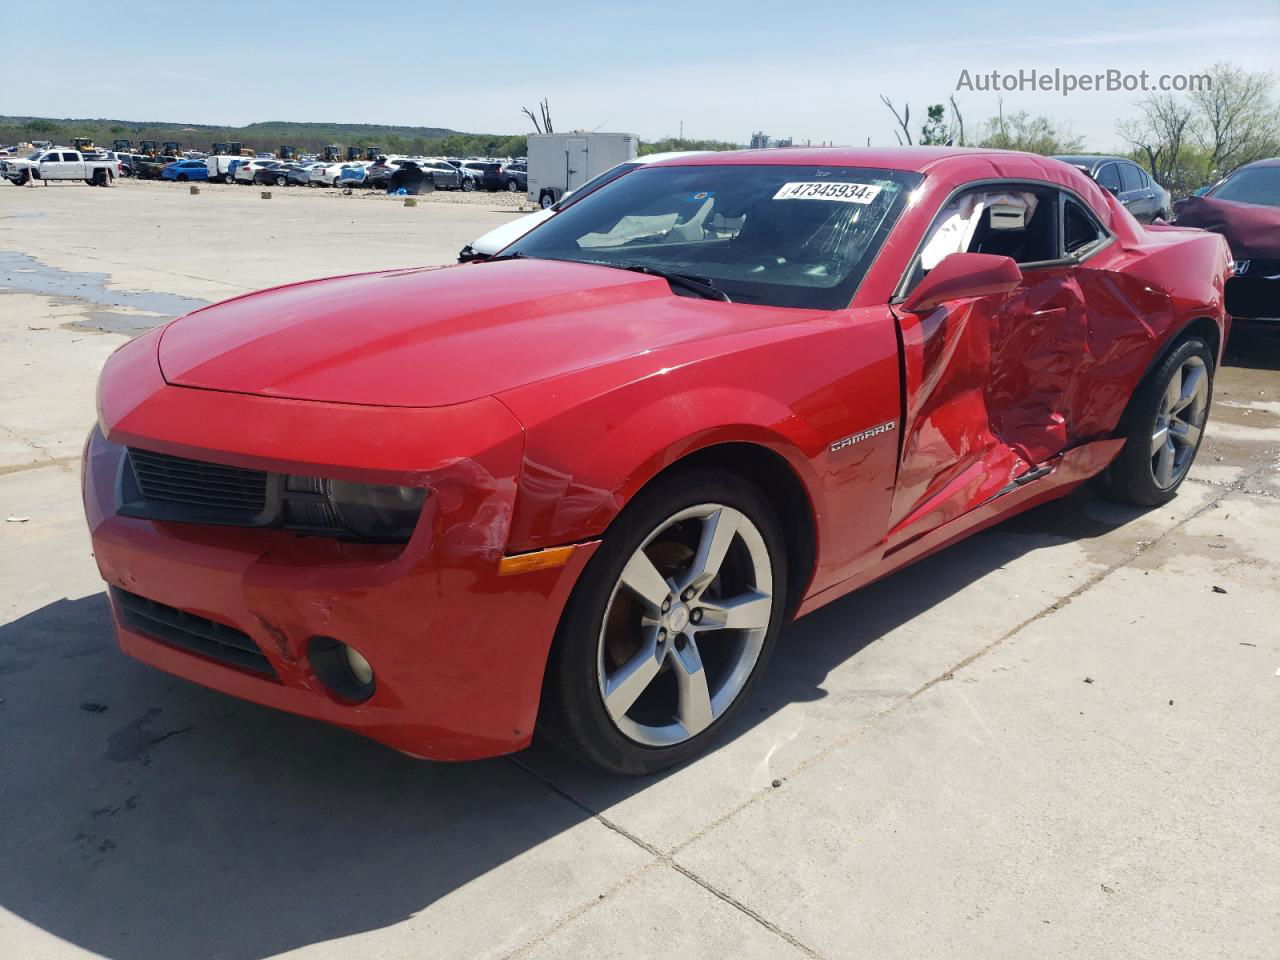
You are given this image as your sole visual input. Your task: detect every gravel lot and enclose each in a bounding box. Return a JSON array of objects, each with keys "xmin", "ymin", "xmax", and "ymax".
[{"xmin": 1, "ymin": 179, "xmax": 1277, "ymax": 960}]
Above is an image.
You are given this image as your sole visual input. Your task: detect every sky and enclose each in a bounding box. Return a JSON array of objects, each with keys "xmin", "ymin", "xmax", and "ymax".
[{"xmin": 3, "ymin": 0, "xmax": 1278, "ymax": 151}]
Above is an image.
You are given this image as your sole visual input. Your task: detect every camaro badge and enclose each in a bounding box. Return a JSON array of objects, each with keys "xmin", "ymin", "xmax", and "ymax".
[{"xmin": 830, "ymin": 420, "xmax": 896, "ymax": 453}]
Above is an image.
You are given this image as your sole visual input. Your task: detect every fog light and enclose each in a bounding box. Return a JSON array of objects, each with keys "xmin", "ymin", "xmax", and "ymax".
[{"xmin": 307, "ymin": 636, "xmax": 376, "ymax": 702}]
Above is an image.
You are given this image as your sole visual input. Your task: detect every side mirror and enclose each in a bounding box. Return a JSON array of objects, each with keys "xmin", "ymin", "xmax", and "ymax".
[{"xmin": 901, "ymin": 253, "xmax": 1023, "ymax": 314}]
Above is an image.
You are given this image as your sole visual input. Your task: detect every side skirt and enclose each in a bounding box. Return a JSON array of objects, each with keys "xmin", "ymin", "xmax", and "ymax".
[{"xmin": 793, "ymin": 436, "xmax": 1125, "ymax": 619}]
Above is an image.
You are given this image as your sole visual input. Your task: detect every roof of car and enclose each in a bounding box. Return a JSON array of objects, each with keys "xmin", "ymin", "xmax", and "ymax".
[
  {"xmin": 1052, "ymin": 154, "xmax": 1127, "ymax": 169},
  {"xmin": 651, "ymin": 146, "xmax": 1026, "ymax": 173},
  {"xmin": 1235, "ymin": 156, "xmax": 1280, "ymax": 169}
]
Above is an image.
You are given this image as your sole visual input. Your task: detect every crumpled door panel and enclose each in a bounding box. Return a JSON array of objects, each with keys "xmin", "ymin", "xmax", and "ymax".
[
  {"xmin": 889, "ymin": 267, "xmax": 1089, "ymax": 547},
  {"xmin": 890, "ymin": 296, "xmax": 1027, "ymax": 545}
]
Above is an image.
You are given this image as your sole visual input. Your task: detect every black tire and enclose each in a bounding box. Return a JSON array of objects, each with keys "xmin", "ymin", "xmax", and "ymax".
[
  {"xmin": 177, "ymin": 173, "xmax": 188, "ymax": 182},
  {"xmin": 539, "ymin": 469, "xmax": 788, "ymax": 775},
  {"xmin": 539, "ymin": 191, "xmax": 555, "ymax": 210},
  {"xmin": 460, "ymin": 178, "xmax": 476, "ymax": 193},
  {"xmin": 11, "ymin": 170, "xmax": 30, "ymax": 186},
  {"xmin": 1100, "ymin": 335, "xmax": 1214, "ymax": 507},
  {"xmin": 275, "ymin": 174, "xmax": 287, "ymax": 187},
  {"xmin": 223, "ymin": 173, "xmax": 234, "ymax": 184},
  {"xmin": 506, "ymin": 179, "xmax": 520, "ymax": 192}
]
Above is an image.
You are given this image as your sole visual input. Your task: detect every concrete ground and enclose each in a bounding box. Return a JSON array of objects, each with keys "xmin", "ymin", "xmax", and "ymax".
[{"xmin": 1, "ymin": 179, "xmax": 1276, "ymax": 960}]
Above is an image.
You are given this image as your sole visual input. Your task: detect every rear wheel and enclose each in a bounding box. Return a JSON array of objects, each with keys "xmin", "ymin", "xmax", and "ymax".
[
  {"xmin": 275, "ymin": 174, "xmax": 287, "ymax": 187},
  {"xmin": 460, "ymin": 178, "xmax": 476, "ymax": 192},
  {"xmin": 540, "ymin": 470, "xmax": 787, "ymax": 775},
  {"xmin": 1101, "ymin": 336, "xmax": 1213, "ymax": 506},
  {"xmin": 177, "ymin": 173, "xmax": 188, "ymax": 182},
  {"xmin": 223, "ymin": 173, "xmax": 234, "ymax": 184},
  {"xmin": 539, "ymin": 191, "xmax": 555, "ymax": 209},
  {"xmin": 506, "ymin": 179, "xmax": 520, "ymax": 192}
]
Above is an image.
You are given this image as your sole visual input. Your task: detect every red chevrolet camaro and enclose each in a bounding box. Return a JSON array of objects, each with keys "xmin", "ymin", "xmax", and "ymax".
[{"xmin": 84, "ymin": 147, "xmax": 1231, "ymax": 774}]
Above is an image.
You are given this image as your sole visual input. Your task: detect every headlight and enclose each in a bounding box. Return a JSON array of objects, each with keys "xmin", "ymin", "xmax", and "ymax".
[
  {"xmin": 282, "ymin": 475, "xmax": 428, "ymax": 542},
  {"xmin": 326, "ymin": 480, "xmax": 427, "ymax": 541}
]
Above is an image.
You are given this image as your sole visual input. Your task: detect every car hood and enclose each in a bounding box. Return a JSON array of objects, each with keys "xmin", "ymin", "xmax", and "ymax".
[
  {"xmin": 1173, "ymin": 195, "xmax": 1280, "ymax": 260},
  {"xmin": 157, "ymin": 259, "xmax": 796, "ymax": 407}
]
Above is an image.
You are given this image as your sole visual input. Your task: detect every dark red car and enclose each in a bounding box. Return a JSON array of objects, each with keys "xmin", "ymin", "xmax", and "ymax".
[
  {"xmin": 1174, "ymin": 157, "xmax": 1280, "ymax": 321},
  {"xmin": 84, "ymin": 148, "xmax": 1231, "ymax": 774}
]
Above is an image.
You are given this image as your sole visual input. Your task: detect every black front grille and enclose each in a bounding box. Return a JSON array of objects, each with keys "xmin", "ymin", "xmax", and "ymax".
[
  {"xmin": 111, "ymin": 587, "xmax": 276, "ymax": 677},
  {"xmin": 128, "ymin": 448, "xmax": 269, "ymax": 518}
]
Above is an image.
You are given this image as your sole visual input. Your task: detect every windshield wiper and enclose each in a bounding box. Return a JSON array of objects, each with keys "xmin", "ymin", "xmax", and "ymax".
[
  {"xmin": 483, "ymin": 250, "xmax": 528, "ymax": 262},
  {"xmin": 617, "ymin": 264, "xmax": 731, "ymax": 302}
]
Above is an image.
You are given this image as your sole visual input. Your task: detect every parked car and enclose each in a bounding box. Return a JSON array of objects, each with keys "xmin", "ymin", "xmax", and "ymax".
[
  {"xmin": 206, "ymin": 154, "xmax": 247, "ymax": 184},
  {"xmin": 2, "ymin": 148, "xmax": 118, "ymax": 186},
  {"xmin": 363, "ymin": 158, "xmax": 401, "ymax": 190},
  {"xmin": 419, "ymin": 159, "xmax": 463, "ymax": 190},
  {"xmin": 1174, "ymin": 157, "xmax": 1280, "ymax": 321},
  {"xmin": 460, "ymin": 151, "xmax": 709, "ymax": 260},
  {"xmin": 307, "ymin": 161, "xmax": 348, "ymax": 186},
  {"xmin": 84, "ymin": 147, "xmax": 1230, "ymax": 775},
  {"xmin": 334, "ymin": 163, "xmax": 369, "ymax": 188},
  {"xmin": 1053, "ymin": 155, "xmax": 1172, "ymax": 223},
  {"xmin": 233, "ymin": 159, "xmax": 280, "ymax": 184},
  {"xmin": 279, "ymin": 163, "xmax": 316, "ymax": 186},
  {"xmin": 161, "ymin": 159, "xmax": 212, "ymax": 182},
  {"xmin": 501, "ymin": 161, "xmax": 527, "ymax": 193},
  {"xmin": 135, "ymin": 156, "xmax": 176, "ymax": 180},
  {"xmin": 460, "ymin": 160, "xmax": 505, "ymax": 191}
]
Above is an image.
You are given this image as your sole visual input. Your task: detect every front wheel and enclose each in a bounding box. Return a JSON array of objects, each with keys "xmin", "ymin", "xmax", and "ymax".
[
  {"xmin": 177, "ymin": 174, "xmax": 188, "ymax": 182},
  {"xmin": 540, "ymin": 470, "xmax": 787, "ymax": 775},
  {"xmin": 460, "ymin": 178, "xmax": 476, "ymax": 192},
  {"xmin": 275, "ymin": 175, "xmax": 287, "ymax": 187},
  {"xmin": 223, "ymin": 173, "xmax": 234, "ymax": 184},
  {"xmin": 1101, "ymin": 336, "xmax": 1213, "ymax": 506}
]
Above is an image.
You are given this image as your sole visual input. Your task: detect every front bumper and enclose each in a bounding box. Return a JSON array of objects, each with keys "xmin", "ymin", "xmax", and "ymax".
[{"xmin": 84, "ymin": 331, "xmax": 598, "ymax": 760}]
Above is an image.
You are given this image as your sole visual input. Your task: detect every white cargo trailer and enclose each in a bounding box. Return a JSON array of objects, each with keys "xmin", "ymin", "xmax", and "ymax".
[{"xmin": 526, "ymin": 132, "xmax": 638, "ymax": 208}]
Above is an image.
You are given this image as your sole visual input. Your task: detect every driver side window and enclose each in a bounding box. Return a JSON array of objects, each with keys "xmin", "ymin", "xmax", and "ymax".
[{"xmin": 905, "ymin": 184, "xmax": 1059, "ymax": 294}]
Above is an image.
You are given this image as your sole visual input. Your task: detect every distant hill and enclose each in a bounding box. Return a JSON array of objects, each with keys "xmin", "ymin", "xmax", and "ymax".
[
  {"xmin": 0, "ymin": 116, "xmax": 745, "ymax": 158},
  {"xmin": 0, "ymin": 116, "xmax": 527, "ymax": 157}
]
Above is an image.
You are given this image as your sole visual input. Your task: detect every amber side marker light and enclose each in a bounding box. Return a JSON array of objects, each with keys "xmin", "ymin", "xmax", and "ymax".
[{"xmin": 498, "ymin": 545, "xmax": 577, "ymax": 576}]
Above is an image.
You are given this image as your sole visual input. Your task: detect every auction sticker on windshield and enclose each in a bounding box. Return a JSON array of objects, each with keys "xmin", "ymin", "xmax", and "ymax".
[{"xmin": 773, "ymin": 182, "xmax": 882, "ymax": 203}]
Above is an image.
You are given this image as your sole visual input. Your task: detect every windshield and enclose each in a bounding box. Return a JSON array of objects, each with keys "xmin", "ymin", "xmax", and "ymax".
[
  {"xmin": 506, "ymin": 164, "xmax": 921, "ymax": 309},
  {"xmin": 1209, "ymin": 166, "xmax": 1280, "ymax": 207}
]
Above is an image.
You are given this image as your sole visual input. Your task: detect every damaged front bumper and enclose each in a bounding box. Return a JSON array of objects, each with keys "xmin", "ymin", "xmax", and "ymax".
[{"xmin": 83, "ymin": 330, "xmax": 598, "ymax": 760}]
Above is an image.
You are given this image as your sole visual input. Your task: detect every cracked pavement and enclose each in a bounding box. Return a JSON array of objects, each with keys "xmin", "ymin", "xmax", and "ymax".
[{"xmin": 1, "ymin": 181, "xmax": 1277, "ymax": 959}]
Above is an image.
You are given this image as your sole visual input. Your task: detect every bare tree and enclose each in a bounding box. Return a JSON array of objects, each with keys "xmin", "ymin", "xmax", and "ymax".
[
  {"xmin": 1190, "ymin": 62, "xmax": 1280, "ymax": 173},
  {"xmin": 880, "ymin": 95, "xmax": 912, "ymax": 145},
  {"xmin": 521, "ymin": 99, "xmax": 554, "ymax": 135},
  {"xmin": 1117, "ymin": 93, "xmax": 1196, "ymax": 191},
  {"xmin": 949, "ymin": 95, "xmax": 966, "ymax": 147}
]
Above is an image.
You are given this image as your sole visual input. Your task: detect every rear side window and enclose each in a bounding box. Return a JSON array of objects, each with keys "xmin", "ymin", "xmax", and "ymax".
[
  {"xmin": 1095, "ymin": 163, "xmax": 1121, "ymax": 192},
  {"xmin": 1119, "ymin": 163, "xmax": 1143, "ymax": 192},
  {"xmin": 1063, "ymin": 198, "xmax": 1107, "ymax": 256}
]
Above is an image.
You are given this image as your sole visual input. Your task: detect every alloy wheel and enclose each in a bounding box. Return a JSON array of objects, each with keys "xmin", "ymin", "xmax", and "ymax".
[
  {"xmin": 1151, "ymin": 354, "xmax": 1208, "ymax": 489},
  {"xmin": 596, "ymin": 504, "xmax": 773, "ymax": 747}
]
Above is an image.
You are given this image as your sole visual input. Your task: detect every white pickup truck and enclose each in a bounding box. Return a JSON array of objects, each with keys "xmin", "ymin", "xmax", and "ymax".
[{"xmin": 2, "ymin": 148, "xmax": 119, "ymax": 186}]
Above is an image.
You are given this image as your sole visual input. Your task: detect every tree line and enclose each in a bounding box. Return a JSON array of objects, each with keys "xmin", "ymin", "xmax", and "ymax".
[{"xmin": 879, "ymin": 61, "xmax": 1279, "ymax": 197}]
